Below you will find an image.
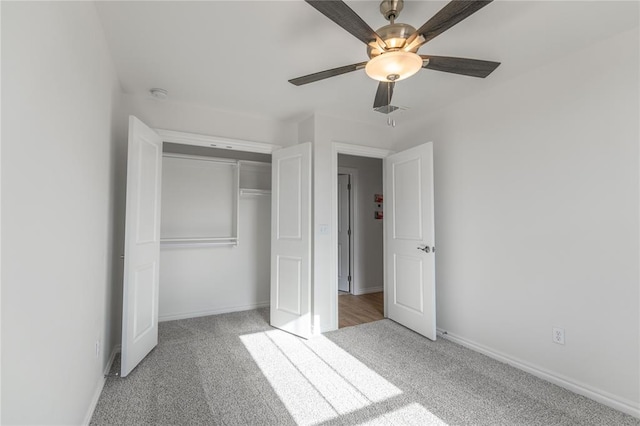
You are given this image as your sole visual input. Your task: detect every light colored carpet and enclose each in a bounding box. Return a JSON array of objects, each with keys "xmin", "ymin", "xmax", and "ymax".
[{"xmin": 91, "ymin": 309, "xmax": 638, "ymax": 425}]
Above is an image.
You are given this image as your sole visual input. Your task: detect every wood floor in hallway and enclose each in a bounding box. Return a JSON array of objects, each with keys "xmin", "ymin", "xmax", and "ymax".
[{"xmin": 338, "ymin": 291, "xmax": 384, "ymax": 328}]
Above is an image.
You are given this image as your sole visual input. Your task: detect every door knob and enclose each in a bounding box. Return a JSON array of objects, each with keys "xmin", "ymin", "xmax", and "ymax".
[{"xmin": 417, "ymin": 246, "xmax": 430, "ymax": 253}]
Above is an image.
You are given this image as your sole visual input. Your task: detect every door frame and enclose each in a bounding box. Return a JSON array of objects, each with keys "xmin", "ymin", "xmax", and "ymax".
[
  {"xmin": 330, "ymin": 143, "xmax": 393, "ymax": 330},
  {"xmin": 337, "ymin": 167, "xmax": 357, "ymax": 294}
]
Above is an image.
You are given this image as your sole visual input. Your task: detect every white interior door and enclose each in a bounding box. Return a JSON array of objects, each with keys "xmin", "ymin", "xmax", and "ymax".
[
  {"xmin": 337, "ymin": 174, "xmax": 351, "ymax": 293},
  {"xmin": 121, "ymin": 116, "xmax": 163, "ymax": 376},
  {"xmin": 385, "ymin": 142, "xmax": 436, "ymax": 340},
  {"xmin": 270, "ymin": 143, "xmax": 312, "ymax": 338}
]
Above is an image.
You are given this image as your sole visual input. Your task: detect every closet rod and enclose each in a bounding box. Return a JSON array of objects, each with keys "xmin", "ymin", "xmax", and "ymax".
[
  {"xmin": 161, "ymin": 242, "xmax": 238, "ymax": 248},
  {"xmin": 161, "ymin": 237, "xmax": 238, "ymax": 247},
  {"xmin": 240, "ymin": 189, "xmax": 272, "ymax": 196}
]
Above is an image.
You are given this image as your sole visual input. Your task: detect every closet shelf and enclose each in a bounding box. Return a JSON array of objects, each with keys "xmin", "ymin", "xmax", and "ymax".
[{"xmin": 240, "ymin": 188, "xmax": 272, "ymax": 196}]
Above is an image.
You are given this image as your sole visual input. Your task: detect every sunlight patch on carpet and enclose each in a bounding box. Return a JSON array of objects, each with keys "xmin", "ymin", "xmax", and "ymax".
[
  {"xmin": 302, "ymin": 333, "xmax": 402, "ymax": 403},
  {"xmin": 357, "ymin": 402, "xmax": 448, "ymax": 425},
  {"xmin": 240, "ymin": 329, "xmax": 403, "ymax": 424}
]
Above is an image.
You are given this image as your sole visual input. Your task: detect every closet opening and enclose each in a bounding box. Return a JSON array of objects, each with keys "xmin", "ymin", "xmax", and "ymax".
[
  {"xmin": 159, "ymin": 142, "xmax": 272, "ymax": 322},
  {"xmin": 337, "ymin": 154, "xmax": 384, "ymax": 328}
]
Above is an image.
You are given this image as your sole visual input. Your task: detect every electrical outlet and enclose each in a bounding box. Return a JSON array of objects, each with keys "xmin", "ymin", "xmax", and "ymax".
[
  {"xmin": 95, "ymin": 340, "xmax": 100, "ymax": 358},
  {"xmin": 552, "ymin": 327, "xmax": 565, "ymax": 345}
]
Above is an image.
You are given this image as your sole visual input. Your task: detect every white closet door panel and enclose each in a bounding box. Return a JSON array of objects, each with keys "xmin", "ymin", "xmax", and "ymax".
[
  {"xmin": 122, "ymin": 116, "xmax": 163, "ymax": 377},
  {"xmin": 270, "ymin": 143, "xmax": 312, "ymax": 338}
]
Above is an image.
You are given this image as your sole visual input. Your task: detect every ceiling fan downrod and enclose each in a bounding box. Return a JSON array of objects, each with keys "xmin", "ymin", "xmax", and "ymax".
[{"xmin": 380, "ymin": 0, "xmax": 404, "ymax": 23}]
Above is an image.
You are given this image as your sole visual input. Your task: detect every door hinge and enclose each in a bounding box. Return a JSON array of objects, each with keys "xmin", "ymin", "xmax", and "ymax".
[
  {"xmin": 348, "ymin": 276, "xmax": 352, "ymax": 282},
  {"xmin": 347, "ymin": 229, "xmax": 351, "ymax": 236},
  {"xmin": 347, "ymin": 183, "xmax": 351, "ymax": 190}
]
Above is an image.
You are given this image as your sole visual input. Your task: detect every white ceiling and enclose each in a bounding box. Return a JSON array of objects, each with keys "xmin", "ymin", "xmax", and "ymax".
[{"xmin": 95, "ymin": 1, "xmax": 639, "ymax": 125}]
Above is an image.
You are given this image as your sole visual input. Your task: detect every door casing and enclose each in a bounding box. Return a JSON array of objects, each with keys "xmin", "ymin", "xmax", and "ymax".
[{"xmin": 330, "ymin": 143, "xmax": 393, "ymax": 330}]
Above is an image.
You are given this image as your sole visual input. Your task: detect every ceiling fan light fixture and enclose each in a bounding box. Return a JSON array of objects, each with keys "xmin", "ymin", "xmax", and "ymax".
[{"xmin": 365, "ymin": 51, "xmax": 422, "ymax": 82}]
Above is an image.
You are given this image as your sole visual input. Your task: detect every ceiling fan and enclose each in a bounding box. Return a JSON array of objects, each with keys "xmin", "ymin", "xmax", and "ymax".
[{"xmin": 289, "ymin": 0, "xmax": 501, "ymax": 112}]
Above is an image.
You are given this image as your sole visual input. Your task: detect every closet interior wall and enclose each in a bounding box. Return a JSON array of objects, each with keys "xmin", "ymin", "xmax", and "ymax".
[{"xmin": 159, "ymin": 143, "xmax": 272, "ymax": 321}]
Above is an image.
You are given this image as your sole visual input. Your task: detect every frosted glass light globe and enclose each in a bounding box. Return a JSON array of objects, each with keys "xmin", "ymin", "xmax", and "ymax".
[{"xmin": 365, "ymin": 51, "xmax": 423, "ymax": 82}]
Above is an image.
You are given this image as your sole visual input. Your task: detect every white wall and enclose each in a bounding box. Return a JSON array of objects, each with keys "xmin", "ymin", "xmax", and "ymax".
[
  {"xmin": 160, "ymin": 195, "xmax": 270, "ymax": 320},
  {"xmin": 119, "ymin": 94, "xmax": 297, "ymax": 146},
  {"xmin": 338, "ymin": 155, "xmax": 384, "ymax": 294},
  {"xmin": 1, "ymin": 2, "xmax": 120, "ymax": 424},
  {"xmin": 395, "ymin": 27, "xmax": 640, "ymax": 413}
]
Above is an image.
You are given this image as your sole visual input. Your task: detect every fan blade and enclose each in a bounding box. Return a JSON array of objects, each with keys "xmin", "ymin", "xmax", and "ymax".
[
  {"xmin": 421, "ymin": 55, "xmax": 500, "ymax": 78},
  {"xmin": 289, "ymin": 62, "xmax": 367, "ymax": 86},
  {"xmin": 305, "ymin": 0, "xmax": 385, "ymax": 47},
  {"xmin": 373, "ymin": 81, "xmax": 395, "ymax": 108},
  {"xmin": 409, "ymin": 0, "xmax": 493, "ymax": 47}
]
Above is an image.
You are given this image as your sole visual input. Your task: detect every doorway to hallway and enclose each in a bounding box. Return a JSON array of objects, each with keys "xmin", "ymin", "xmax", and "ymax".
[
  {"xmin": 339, "ymin": 292, "xmax": 384, "ymax": 328},
  {"xmin": 337, "ymin": 154, "xmax": 384, "ymax": 328}
]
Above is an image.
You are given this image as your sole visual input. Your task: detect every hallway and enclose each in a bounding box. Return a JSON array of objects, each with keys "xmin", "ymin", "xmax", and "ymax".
[{"xmin": 338, "ymin": 292, "xmax": 384, "ymax": 328}]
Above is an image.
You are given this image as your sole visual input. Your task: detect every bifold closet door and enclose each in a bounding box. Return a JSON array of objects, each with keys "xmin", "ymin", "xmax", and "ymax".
[{"xmin": 121, "ymin": 116, "xmax": 163, "ymax": 377}]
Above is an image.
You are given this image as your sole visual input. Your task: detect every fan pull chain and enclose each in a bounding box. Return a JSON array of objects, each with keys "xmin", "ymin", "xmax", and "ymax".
[{"xmin": 387, "ymin": 81, "xmax": 395, "ymax": 127}]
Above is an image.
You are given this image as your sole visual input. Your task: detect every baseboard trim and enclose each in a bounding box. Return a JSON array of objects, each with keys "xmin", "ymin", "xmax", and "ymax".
[
  {"xmin": 437, "ymin": 328, "xmax": 640, "ymax": 419},
  {"xmin": 353, "ymin": 286, "xmax": 383, "ymax": 295},
  {"xmin": 159, "ymin": 301, "xmax": 270, "ymax": 322},
  {"xmin": 83, "ymin": 345, "xmax": 121, "ymax": 425}
]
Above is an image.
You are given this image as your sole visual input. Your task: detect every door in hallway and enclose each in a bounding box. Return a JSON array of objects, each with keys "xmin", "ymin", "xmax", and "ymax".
[{"xmin": 337, "ymin": 173, "xmax": 351, "ymax": 293}]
